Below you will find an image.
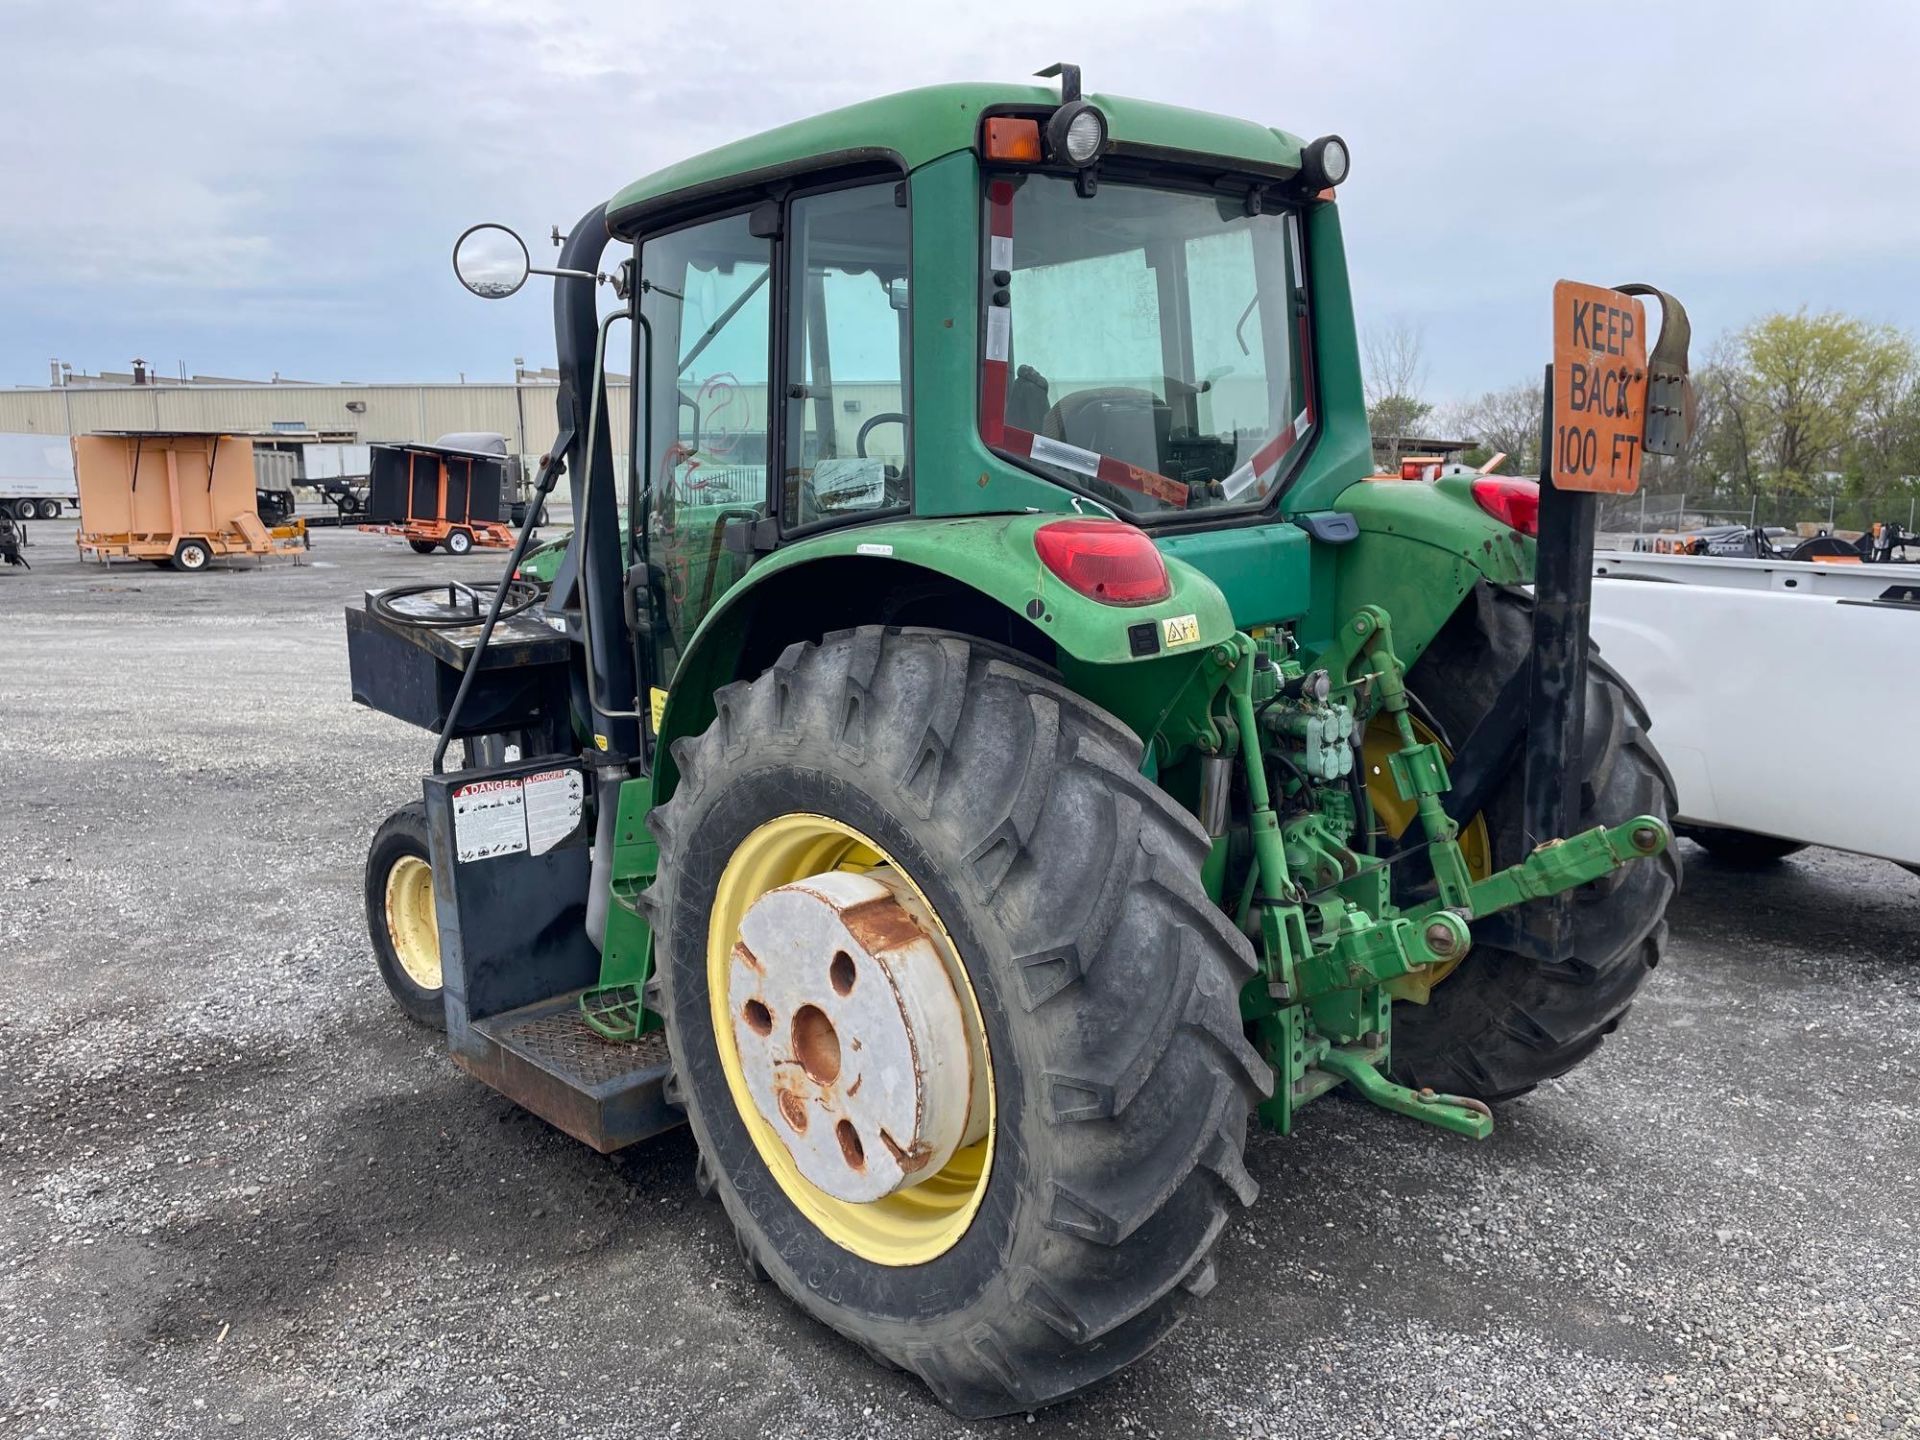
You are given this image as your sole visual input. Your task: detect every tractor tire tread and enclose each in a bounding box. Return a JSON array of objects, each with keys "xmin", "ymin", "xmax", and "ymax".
[
  {"xmin": 1389, "ymin": 585, "xmax": 1679, "ymax": 1101},
  {"xmin": 363, "ymin": 801, "xmax": 446, "ymax": 1030},
  {"xmin": 647, "ymin": 625, "xmax": 1269, "ymax": 1417}
]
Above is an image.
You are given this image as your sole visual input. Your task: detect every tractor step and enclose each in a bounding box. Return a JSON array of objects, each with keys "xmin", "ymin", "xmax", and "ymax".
[{"xmin": 453, "ymin": 991, "xmax": 681, "ymax": 1153}]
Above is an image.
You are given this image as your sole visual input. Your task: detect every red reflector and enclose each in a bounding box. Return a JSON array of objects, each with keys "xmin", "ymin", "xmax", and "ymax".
[
  {"xmin": 1471, "ymin": 476, "xmax": 1541, "ymax": 537},
  {"xmin": 1033, "ymin": 519, "xmax": 1172, "ymax": 606}
]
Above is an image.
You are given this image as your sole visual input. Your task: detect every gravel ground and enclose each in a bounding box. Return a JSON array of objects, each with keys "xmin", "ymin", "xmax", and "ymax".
[{"xmin": 2, "ymin": 518, "xmax": 1916, "ymax": 1440}]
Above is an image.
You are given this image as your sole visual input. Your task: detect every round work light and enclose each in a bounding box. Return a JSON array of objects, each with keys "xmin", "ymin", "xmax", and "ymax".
[
  {"xmin": 1302, "ymin": 134, "xmax": 1351, "ymax": 190},
  {"xmin": 1047, "ymin": 101, "xmax": 1108, "ymax": 167}
]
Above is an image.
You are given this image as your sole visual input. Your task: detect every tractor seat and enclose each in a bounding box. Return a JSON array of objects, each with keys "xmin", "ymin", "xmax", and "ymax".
[{"xmin": 1039, "ymin": 387, "xmax": 1164, "ymax": 476}]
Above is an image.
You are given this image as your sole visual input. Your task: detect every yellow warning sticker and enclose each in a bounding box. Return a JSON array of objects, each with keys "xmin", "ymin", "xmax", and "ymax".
[
  {"xmin": 1161, "ymin": 613, "xmax": 1201, "ymax": 648},
  {"xmin": 649, "ymin": 686, "xmax": 669, "ymax": 732},
  {"xmin": 593, "ymin": 733, "xmax": 609, "ymax": 751}
]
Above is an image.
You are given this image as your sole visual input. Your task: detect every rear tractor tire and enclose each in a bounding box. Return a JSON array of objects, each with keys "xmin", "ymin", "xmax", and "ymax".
[
  {"xmin": 648, "ymin": 627, "xmax": 1270, "ymax": 1417},
  {"xmin": 1388, "ymin": 583, "xmax": 1681, "ymax": 1103},
  {"xmin": 364, "ymin": 802, "xmax": 446, "ymax": 1029}
]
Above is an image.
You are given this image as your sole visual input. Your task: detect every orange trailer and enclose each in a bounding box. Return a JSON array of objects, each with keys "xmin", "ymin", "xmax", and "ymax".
[
  {"xmin": 73, "ymin": 432, "xmax": 307, "ymax": 571},
  {"xmin": 359, "ymin": 441, "xmax": 516, "ymax": 555}
]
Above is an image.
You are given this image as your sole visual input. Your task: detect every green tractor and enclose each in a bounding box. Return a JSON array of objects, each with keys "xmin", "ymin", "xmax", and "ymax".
[{"xmin": 348, "ymin": 67, "xmax": 1681, "ymax": 1416}]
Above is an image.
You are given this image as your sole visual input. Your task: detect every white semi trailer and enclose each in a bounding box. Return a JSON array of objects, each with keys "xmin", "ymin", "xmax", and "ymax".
[{"xmin": 0, "ymin": 434, "xmax": 80, "ymax": 519}]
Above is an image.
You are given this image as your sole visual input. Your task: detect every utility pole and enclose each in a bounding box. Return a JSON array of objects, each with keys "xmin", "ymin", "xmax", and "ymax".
[{"xmin": 512, "ymin": 356, "xmax": 529, "ymax": 469}]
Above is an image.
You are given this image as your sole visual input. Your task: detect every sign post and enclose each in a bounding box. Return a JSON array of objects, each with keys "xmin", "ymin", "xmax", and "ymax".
[{"xmin": 1523, "ymin": 283, "xmax": 1652, "ymax": 923}]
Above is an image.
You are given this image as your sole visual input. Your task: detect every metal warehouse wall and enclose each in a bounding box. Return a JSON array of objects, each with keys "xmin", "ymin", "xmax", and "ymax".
[
  {"xmin": 0, "ymin": 382, "xmax": 621, "ymax": 470},
  {"xmin": 0, "ymin": 378, "xmax": 904, "ymax": 470}
]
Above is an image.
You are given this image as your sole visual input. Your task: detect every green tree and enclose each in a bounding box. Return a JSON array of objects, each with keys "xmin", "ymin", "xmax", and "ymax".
[
  {"xmin": 1729, "ymin": 309, "xmax": 1914, "ymax": 490},
  {"xmin": 1367, "ymin": 393, "xmax": 1434, "ymax": 443}
]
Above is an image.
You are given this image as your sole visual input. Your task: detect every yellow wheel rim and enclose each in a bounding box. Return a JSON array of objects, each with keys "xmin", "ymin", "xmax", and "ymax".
[
  {"xmin": 384, "ymin": 854, "xmax": 442, "ymax": 991},
  {"xmin": 1363, "ymin": 713, "xmax": 1492, "ymax": 1001},
  {"xmin": 708, "ymin": 813, "xmax": 995, "ymax": 1266}
]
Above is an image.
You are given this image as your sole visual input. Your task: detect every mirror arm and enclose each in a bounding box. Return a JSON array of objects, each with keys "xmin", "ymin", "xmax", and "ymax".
[
  {"xmin": 531, "ymin": 265, "xmax": 601, "ymax": 282},
  {"xmin": 552, "ymin": 204, "xmax": 640, "ymax": 761}
]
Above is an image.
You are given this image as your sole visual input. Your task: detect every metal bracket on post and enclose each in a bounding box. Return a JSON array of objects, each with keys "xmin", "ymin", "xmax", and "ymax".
[{"xmin": 1522, "ymin": 361, "xmax": 1595, "ymax": 958}]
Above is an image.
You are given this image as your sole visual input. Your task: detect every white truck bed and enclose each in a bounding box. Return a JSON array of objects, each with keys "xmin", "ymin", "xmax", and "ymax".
[
  {"xmin": 1594, "ymin": 547, "xmax": 1920, "ymax": 601},
  {"xmin": 1590, "ymin": 556, "xmax": 1920, "ymax": 866}
]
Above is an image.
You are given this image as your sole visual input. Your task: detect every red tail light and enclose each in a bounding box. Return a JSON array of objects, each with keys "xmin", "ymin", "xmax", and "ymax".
[
  {"xmin": 1033, "ymin": 519, "xmax": 1171, "ymax": 606},
  {"xmin": 1471, "ymin": 476, "xmax": 1541, "ymax": 537}
]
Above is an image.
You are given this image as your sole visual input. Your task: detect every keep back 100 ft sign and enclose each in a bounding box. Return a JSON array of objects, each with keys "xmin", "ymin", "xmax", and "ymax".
[{"xmin": 1551, "ymin": 280, "xmax": 1650, "ymax": 494}]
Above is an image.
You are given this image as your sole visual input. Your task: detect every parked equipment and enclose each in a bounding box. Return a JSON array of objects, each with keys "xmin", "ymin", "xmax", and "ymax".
[
  {"xmin": 0, "ymin": 509, "xmax": 25, "ymax": 568},
  {"xmin": 360, "ymin": 438, "xmax": 518, "ymax": 554},
  {"xmin": 349, "ymin": 72, "xmax": 1687, "ymax": 1416},
  {"xmin": 0, "ymin": 433, "xmax": 80, "ymax": 520},
  {"xmin": 312, "ymin": 476, "xmax": 370, "ymax": 515},
  {"xmin": 432, "ymin": 431, "xmax": 550, "ymax": 528},
  {"xmin": 73, "ymin": 431, "xmax": 308, "ymax": 569},
  {"xmin": 253, "ymin": 446, "xmax": 300, "ymax": 525}
]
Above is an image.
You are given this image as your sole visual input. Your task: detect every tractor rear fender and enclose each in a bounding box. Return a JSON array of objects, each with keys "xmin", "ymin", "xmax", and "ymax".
[
  {"xmin": 646, "ymin": 513, "xmax": 1234, "ymax": 805},
  {"xmin": 1319, "ymin": 473, "xmax": 1538, "ymax": 672}
]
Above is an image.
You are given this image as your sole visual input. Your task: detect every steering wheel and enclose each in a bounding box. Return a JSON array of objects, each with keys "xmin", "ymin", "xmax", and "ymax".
[{"xmin": 856, "ymin": 412, "xmax": 907, "ymax": 459}]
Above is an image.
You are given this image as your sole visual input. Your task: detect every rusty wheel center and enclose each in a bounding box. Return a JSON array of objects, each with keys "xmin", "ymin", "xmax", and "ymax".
[{"xmin": 728, "ymin": 867, "xmax": 988, "ymax": 1206}]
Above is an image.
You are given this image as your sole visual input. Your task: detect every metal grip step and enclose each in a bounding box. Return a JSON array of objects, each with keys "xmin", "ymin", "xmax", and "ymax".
[{"xmin": 456, "ymin": 992, "xmax": 680, "ymax": 1153}]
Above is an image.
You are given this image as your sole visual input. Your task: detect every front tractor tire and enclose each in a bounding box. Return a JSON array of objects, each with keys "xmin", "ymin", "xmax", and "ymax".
[
  {"xmin": 364, "ymin": 802, "xmax": 447, "ymax": 1029},
  {"xmin": 648, "ymin": 628, "xmax": 1270, "ymax": 1417},
  {"xmin": 1389, "ymin": 584, "xmax": 1681, "ymax": 1102}
]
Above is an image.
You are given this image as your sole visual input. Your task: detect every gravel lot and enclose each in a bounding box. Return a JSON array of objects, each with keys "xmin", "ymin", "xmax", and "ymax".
[{"xmin": 2, "ymin": 517, "xmax": 1916, "ymax": 1440}]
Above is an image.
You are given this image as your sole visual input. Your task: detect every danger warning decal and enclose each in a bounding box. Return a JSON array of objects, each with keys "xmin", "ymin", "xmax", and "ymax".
[
  {"xmin": 452, "ymin": 778, "xmax": 527, "ymax": 862},
  {"xmin": 452, "ymin": 768, "xmax": 586, "ymax": 863}
]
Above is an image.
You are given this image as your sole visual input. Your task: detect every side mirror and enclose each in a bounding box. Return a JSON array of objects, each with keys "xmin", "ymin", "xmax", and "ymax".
[
  {"xmin": 887, "ymin": 277, "xmax": 910, "ymax": 312},
  {"xmin": 454, "ymin": 224, "xmax": 531, "ymax": 299}
]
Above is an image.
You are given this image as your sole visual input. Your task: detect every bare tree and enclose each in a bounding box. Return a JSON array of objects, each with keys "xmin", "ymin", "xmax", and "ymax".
[
  {"xmin": 1362, "ymin": 321, "xmax": 1427, "ymax": 414},
  {"xmin": 1362, "ymin": 321, "xmax": 1431, "ymax": 467},
  {"xmin": 1439, "ymin": 383, "xmax": 1544, "ymax": 474}
]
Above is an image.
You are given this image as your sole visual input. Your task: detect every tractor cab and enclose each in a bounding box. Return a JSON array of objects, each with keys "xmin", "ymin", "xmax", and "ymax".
[{"xmin": 346, "ymin": 68, "xmax": 1685, "ymax": 1418}]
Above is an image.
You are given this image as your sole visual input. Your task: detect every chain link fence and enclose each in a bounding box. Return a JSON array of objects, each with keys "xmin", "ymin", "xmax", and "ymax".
[{"xmin": 1597, "ymin": 491, "xmax": 1920, "ymax": 540}]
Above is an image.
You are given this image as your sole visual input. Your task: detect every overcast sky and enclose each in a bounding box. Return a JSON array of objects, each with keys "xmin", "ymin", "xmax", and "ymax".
[{"xmin": 3, "ymin": 0, "xmax": 1918, "ymax": 401}]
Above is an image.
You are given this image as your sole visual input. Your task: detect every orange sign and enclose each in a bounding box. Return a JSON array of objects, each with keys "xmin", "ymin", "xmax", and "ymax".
[{"xmin": 1551, "ymin": 280, "xmax": 1649, "ymax": 494}]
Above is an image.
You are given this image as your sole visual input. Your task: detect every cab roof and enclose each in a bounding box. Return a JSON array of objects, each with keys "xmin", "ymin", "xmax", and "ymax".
[{"xmin": 606, "ymin": 82, "xmax": 1308, "ymax": 233}]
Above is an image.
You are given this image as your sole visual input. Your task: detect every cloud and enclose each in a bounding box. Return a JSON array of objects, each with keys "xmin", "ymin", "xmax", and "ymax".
[{"xmin": 1, "ymin": 0, "xmax": 1917, "ymax": 395}]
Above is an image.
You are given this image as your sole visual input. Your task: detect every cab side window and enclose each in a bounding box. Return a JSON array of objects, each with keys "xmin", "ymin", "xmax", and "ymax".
[
  {"xmin": 782, "ymin": 183, "xmax": 910, "ymax": 529},
  {"xmin": 639, "ymin": 210, "xmax": 772, "ymax": 681}
]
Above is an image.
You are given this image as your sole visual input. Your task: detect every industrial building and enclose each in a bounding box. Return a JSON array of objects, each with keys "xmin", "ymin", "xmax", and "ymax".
[
  {"xmin": 0, "ymin": 366, "xmax": 596, "ymax": 473},
  {"xmin": 1, "ymin": 365, "xmax": 906, "ymax": 480}
]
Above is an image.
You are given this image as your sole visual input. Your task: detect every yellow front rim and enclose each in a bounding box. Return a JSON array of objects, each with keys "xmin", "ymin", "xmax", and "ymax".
[
  {"xmin": 1363, "ymin": 713, "xmax": 1492, "ymax": 999},
  {"xmin": 708, "ymin": 813, "xmax": 995, "ymax": 1266},
  {"xmin": 385, "ymin": 854, "xmax": 442, "ymax": 990}
]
